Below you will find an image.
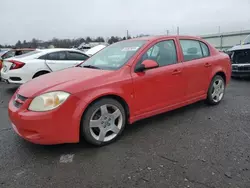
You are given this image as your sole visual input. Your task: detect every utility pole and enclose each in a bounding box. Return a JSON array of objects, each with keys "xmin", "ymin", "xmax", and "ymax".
[
  {"xmin": 177, "ymin": 26, "xmax": 179, "ymax": 35},
  {"xmin": 126, "ymin": 30, "xmax": 129, "ymax": 39},
  {"xmin": 166, "ymin": 30, "xmax": 169, "ymax": 36}
]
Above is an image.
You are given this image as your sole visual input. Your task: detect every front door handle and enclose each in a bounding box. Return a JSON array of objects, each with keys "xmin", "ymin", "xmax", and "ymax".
[
  {"xmin": 204, "ymin": 63, "xmax": 212, "ymax": 67},
  {"xmin": 172, "ymin": 69, "xmax": 182, "ymax": 75}
]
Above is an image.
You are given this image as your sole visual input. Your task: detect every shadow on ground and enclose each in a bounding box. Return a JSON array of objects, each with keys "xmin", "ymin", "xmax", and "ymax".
[{"xmin": 16, "ymin": 100, "xmax": 208, "ymax": 156}]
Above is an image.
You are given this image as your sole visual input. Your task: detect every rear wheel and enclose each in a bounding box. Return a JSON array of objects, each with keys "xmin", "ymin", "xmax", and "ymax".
[
  {"xmin": 81, "ymin": 98, "xmax": 126, "ymax": 146},
  {"xmin": 206, "ymin": 75, "xmax": 225, "ymax": 105}
]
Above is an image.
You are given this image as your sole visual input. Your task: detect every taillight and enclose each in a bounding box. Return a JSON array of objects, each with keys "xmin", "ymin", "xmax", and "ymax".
[
  {"xmin": 76, "ymin": 61, "xmax": 84, "ymax": 67},
  {"xmin": 8, "ymin": 60, "xmax": 25, "ymax": 70}
]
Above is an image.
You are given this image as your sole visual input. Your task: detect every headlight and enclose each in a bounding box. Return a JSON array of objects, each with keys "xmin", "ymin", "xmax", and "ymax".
[{"xmin": 28, "ymin": 91, "xmax": 70, "ymax": 112}]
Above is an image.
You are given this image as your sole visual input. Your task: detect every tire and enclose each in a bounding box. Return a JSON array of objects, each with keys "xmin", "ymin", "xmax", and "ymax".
[
  {"xmin": 33, "ymin": 71, "xmax": 49, "ymax": 78},
  {"xmin": 206, "ymin": 75, "xmax": 225, "ymax": 105},
  {"xmin": 81, "ymin": 98, "xmax": 126, "ymax": 146}
]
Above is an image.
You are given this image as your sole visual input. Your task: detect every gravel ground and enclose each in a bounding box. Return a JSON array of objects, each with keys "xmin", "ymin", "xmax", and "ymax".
[{"xmin": 0, "ymin": 79, "xmax": 249, "ymax": 188}]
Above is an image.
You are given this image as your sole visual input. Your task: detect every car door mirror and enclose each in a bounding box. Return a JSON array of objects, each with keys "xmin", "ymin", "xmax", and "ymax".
[{"xmin": 135, "ymin": 59, "xmax": 159, "ymax": 72}]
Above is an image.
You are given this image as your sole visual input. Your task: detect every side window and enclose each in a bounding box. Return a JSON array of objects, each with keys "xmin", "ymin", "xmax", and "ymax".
[
  {"xmin": 67, "ymin": 52, "xmax": 88, "ymax": 61},
  {"xmin": 180, "ymin": 40, "xmax": 203, "ymax": 61},
  {"xmin": 38, "ymin": 54, "xmax": 47, "ymax": 60},
  {"xmin": 138, "ymin": 40, "xmax": 177, "ymax": 68},
  {"xmin": 200, "ymin": 42, "xmax": 210, "ymax": 57},
  {"xmin": 47, "ymin": 52, "xmax": 67, "ymax": 60},
  {"xmin": 58, "ymin": 52, "xmax": 67, "ymax": 60},
  {"xmin": 47, "ymin": 52, "xmax": 58, "ymax": 60}
]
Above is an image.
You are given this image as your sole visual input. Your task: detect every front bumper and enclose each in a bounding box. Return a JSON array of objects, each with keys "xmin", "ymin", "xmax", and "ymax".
[
  {"xmin": 231, "ymin": 71, "xmax": 250, "ymax": 77},
  {"xmin": 8, "ymin": 93, "xmax": 85, "ymax": 145}
]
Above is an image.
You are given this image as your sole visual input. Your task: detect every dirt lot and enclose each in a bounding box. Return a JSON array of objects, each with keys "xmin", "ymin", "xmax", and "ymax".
[{"xmin": 0, "ymin": 79, "xmax": 249, "ymax": 188}]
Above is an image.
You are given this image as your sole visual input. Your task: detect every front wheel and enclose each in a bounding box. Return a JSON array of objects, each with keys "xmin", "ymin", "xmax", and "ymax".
[
  {"xmin": 81, "ymin": 98, "xmax": 126, "ymax": 146},
  {"xmin": 206, "ymin": 75, "xmax": 225, "ymax": 105}
]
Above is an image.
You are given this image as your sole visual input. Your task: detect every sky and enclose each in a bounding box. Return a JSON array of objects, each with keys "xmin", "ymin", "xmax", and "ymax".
[{"xmin": 1, "ymin": 0, "xmax": 250, "ymax": 45}]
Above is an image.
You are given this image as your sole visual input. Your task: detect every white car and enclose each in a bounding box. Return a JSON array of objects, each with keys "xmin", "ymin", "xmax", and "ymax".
[{"xmin": 1, "ymin": 48, "xmax": 89, "ymax": 84}]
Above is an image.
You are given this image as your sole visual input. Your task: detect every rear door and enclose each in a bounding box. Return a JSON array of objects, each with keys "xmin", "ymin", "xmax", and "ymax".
[
  {"xmin": 179, "ymin": 39, "xmax": 212, "ymax": 99},
  {"xmin": 45, "ymin": 51, "xmax": 70, "ymax": 71},
  {"xmin": 66, "ymin": 51, "xmax": 89, "ymax": 66}
]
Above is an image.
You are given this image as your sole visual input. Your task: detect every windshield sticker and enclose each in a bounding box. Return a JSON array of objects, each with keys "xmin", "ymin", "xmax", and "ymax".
[{"xmin": 121, "ymin": 47, "xmax": 139, "ymax": 51}]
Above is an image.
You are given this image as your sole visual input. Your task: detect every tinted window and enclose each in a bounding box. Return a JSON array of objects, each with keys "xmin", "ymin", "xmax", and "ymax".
[
  {"xmin": 38, "ymin": 54, "xmax": 47, "ymax": 60},
  {"xmin": 180, "ymin": 40, "xmax": 203, "ymax": 61},
  {"xmin": 47, "ymin": 52, "xmax": 58, "ymax": 60},
  {"xmin": 47, "ymin": 52, "xmax": 67, "ymax": 60},
  {"xmin": 67, "ymin": 51, "xmax": 88, "ymax": 61},
  {"xmin": 58, "ymin": 52, "xmax": 67, "ymax": 60},
  {"xmin": 138, "ymin": 40, "xmax": 177, "ymax": 67},
  {"xmin": 200, "ymin": 42, "xmax": 210, "ymax": 57},
  {"xmin": 2, "ymin": 50, "xmax": 15, "ymax": 59}
]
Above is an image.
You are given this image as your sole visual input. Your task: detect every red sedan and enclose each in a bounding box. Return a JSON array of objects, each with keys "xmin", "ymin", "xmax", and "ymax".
[{"xmin": 8, "ymin": 36, "xmax": 231, "ymax": 146}]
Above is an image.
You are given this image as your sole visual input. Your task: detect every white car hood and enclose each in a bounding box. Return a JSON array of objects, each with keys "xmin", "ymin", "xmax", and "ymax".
[
  {"xmin": 228, "ymin": 44, "xmax": 250, "ymax": 51},
  {"xmin": 85, "ymin": 45, "xmax": 106, "ymax": 56}
]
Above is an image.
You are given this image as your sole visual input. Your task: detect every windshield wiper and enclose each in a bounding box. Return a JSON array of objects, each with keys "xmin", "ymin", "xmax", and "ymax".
[{"xmin": 82, "ymin": 65, "xmax": 101, "ymax": 69}]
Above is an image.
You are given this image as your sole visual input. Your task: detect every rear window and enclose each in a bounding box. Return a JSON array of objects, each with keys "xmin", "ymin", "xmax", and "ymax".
[{"xmin": 14, "ymin": 50, "xmax": 41, "ymax": 58}]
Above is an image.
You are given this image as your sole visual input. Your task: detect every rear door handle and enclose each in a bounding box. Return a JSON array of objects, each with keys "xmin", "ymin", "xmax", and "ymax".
[
  {"xmin": 172, "ymin": 69, "xmax": 182, "ymax": 75},
  {"xmin": 204, "ymin": 63, "xmax": 212, "ymax": 67}
]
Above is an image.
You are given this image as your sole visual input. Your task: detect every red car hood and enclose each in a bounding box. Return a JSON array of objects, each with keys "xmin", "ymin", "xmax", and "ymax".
[{"xmin": 18, "ymin": 67, "xmax": 113, "ymax": 98}]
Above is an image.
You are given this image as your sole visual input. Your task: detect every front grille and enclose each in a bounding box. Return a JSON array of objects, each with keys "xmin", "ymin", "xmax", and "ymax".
[
  {"xmin": 13, "ymin": 94, "xmax": 27, "ymax": 108},
  {"xmin": 232, "ymin": 66, "xmax": 238, "ymax": 70},
  {"xmin": 238, "ymin": 66, "xmax": 250, "ymax": 71}
]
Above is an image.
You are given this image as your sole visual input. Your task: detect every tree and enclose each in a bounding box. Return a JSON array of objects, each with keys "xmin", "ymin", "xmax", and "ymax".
[
  {"xmin": 95, "ymin": 37, "xmax": 105, "ymax": 42},
  {"xmin": 15, "ymin": 40, "xmax": 22, "ymax": 48},
  {"xmin": 31, "ymin": 38, "xmax": 39, "ymax": 48},
  {"xmin": 79, "ymin": 38, "xmax": 85, "ymax": 44},
  {"xmin": 85, "ymin": 37, "xmax": 92, "ymax": 43},
  {"xmin": 122, "ymin": 37, "xmax": 126, "ymax": 40},
  {"xmin": 22, "ymin": 40, "xmax": 27, "ymax": 48},
  {"xmin": 108, "ymin": 36, "xmax": 120, "ymax": 44}
]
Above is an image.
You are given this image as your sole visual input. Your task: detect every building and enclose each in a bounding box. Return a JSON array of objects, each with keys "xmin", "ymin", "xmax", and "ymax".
[{"xmin": 201, "ymin": 30, "xmax": 250, "ymax": 50}]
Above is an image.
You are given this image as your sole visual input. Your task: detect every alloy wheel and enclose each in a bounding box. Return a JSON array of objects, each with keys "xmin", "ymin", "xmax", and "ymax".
[
  {"xmin": 211, "ymin": 78, "xmax": 225, "ymax": 103},
  {"xmin": 89, "ymin": 104, "xmax": 123, "ymax": 142}
]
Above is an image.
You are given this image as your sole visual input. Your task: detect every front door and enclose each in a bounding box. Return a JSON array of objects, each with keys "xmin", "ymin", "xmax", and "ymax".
[{"xmin": 131, "ymin": 39, "xmax": 185, "ymax": 116}]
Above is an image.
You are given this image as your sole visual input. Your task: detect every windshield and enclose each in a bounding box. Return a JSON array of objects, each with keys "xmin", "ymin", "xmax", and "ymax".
[
  {"xmin": 243, "ymin": 35, "xmax": 250, "ymax": 44},
  {"xmin": 80, "ymin": 40, "xmax": 146, "ymax": 70}
]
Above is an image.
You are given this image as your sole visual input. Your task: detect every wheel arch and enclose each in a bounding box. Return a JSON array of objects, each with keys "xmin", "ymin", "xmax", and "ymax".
[
  {"xmin": 210, "ymin": 66, "xmax": 227, "ymax": 84},
  {"xmin": 78, "ymin": 93, "xmax": 131, "ymax": 140},
  {"xmin": 81, "ymin": 94, "xmax": 130, "ymax": 124},
  {"xmin": 215, "ymin": 71, "xmax": 226, "ymax": 83},
  {"xmin": 211, "ymin": 70, "xmax": 227, "ymax": 83},
  {"xmin": 32, "ymin": 70, "xmax": 51, "ymax": 78}
]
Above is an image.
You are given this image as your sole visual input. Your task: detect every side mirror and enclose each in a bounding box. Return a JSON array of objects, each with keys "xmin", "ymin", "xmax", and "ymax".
[{"xmin": 135, "ymin": 59, "xmax": 159, "ymax": 72}]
